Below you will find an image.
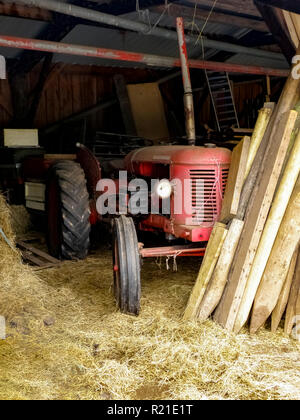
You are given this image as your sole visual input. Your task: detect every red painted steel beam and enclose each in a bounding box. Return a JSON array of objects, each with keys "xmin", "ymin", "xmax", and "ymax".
[
  {"xmin": 0, "ymin": 35, "xmax": 290, "ymax": 77},
  {"xmin": 140, "ymin": 245, "xmax": 206, "ymax": 258}
]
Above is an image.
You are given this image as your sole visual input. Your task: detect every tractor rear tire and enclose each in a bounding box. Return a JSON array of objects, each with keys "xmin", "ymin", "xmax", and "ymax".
[
  {"xmin": 113, "ymin": 216, "xmax": 141, "ymax": 315},
  {"xmin": 46, "ymin": 160, "xmax": 91, "ymax": 260}
]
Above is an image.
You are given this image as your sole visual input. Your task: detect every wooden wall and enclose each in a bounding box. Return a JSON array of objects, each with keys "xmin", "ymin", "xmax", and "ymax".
[
  {"xmin": 0, "ymin": 77, "xmax": 13, "ymax": 126},
  {"xmin": 31, "ymin": 65, "xmax": 160, "ymax": 131},
  {"xmin": 0, "ymin": 62, "xmax": 272, "ymax": 136}
]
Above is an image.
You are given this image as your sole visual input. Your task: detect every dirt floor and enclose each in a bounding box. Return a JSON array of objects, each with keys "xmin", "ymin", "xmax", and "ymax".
[{"xmin": 0, "ymin": 232, "xmax": 299, "ymax": 400}]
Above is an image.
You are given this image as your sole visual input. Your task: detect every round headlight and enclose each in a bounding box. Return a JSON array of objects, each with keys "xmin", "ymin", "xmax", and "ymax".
[{"xmin": 155, "ymin": 179, "xmax": 173, "ymax": 199}]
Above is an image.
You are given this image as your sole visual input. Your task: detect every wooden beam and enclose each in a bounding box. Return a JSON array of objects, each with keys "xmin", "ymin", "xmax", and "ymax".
[
  {"xmin": 9, "ymin": 14, "xmax": 77, "ymax": 76},
  {"xmin": 197, "ymin": 218, "xmax": 245, "ymax": 322},
  {"xmin": 254, "ymin": 1, "xmax": 296, "ymax": 62},
  {"xmin": 244, "ymin": 106, "xmax": 273, "ymax": 180},
  {"xmin": 214, "ymin": 110, "xmax": 297, "ymax": 331},
  {"xmin": 42, "ymin": 97, "xmax": 118, "ymax": 134},
  {"xmin": 186, "ymin": 0, "xmax": 262, "ymax": 18},
  {"xmin": 0, "ymin": 1, "xmax": 52, "ymax": 21},
  {"xmin": 255, "ymin": 0, "xmax": 300, "ymax": 14},
  {"xmin": 42, "ymin": 62, "xmax": 67, "ymax": 92},
  {"xmin": 114, "ymin": 74, "xmax": 137, "ymax": 136},
  {"xmin": 284, "ymin": 248, "xmax": 300, "ymax": 335},
  {"xmin": 283, "ymin": 11, "xmax": 299, "ymax": 48},
  {"xmin": 28, "ymin": 54, "xmax": 53, "ymax": 126},
  {"xmin": 220, "ymin": 136, "xmax": 251, "ymax": 224},
  {"xmin": 271, "ymin": 246, "xmax": 298, "ymax": 332},
  {"xmin": 9, "ymin": 72, "xmax": 28, "ymax": 128},
  {"xmin": 183, "ymin": 223, "xmax": 228, "ymax": 321},
  {"xmin": 250, "ymin": 175, "xmax": 300, "ymax": 333},
  {"xmin": 150, "ymin": 4, "xmax": 269, "ymax": 33},
  {"xmin": 236, "ymin": 50, "xmax": 300, "ymax": 222},
  {"xmin": 235, "ymin": 131, "xmax": 300, "ymax": 333}
]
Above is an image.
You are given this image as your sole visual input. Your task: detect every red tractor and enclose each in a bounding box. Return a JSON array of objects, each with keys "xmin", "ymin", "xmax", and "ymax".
[
  {"xmin": 0, "ymin": 141, "xmax": 230, "ymax": 316},
  {"xmin": 110, "ymin": 19, "xmax": 233, "ymax": 315},
  {"xmin": 110, "ymin": 144, "xmax": 231, "ymax": 315}
]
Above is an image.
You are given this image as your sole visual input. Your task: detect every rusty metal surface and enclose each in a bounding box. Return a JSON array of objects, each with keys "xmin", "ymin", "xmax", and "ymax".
[
  {"xmin": 0, "ymin": 35, "xmax": 289, "ymax": 78},
  {"xmin": 13, "ymin": 0, "xmax": 285, "ymax": 62},
  {"xmin": 140, "ymin": 244, "xmax": 206, "ymax": 258}
]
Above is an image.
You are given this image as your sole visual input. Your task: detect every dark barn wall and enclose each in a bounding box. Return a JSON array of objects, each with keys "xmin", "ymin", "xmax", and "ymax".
[
  {"xmin": 31, "ymin": 65, "xmax": 161, "ymax": 132},
  {"xmin": 0, "ymin": 62, "xmax": 270, "ymax": 138},
  {"xmin": 0, "ymin": 78, "xmax": 13, "ymax": 126}
]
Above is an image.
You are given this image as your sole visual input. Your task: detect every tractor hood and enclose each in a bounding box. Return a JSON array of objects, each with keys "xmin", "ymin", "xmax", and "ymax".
[{"xmin": 125, "ymin": 145, "xmax": 231, "ymax": 170}]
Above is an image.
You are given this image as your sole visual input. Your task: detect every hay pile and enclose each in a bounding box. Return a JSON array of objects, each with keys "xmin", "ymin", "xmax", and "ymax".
[
  {"xmin": 0, "ymin": 195, "xmax": 299, "ymax": 400},
  {"xmin": 10, "ymin": 205, "xmax": 32, "ymax": 236},
  {"xmin": 0, "ymin": 195, "xmax": 54, "ymax": 329}
]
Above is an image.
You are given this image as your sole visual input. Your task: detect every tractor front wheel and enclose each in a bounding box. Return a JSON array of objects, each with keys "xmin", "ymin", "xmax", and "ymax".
[{"xmin": 112, "ymin": 216, "xmax": 141, "ymax": 315}]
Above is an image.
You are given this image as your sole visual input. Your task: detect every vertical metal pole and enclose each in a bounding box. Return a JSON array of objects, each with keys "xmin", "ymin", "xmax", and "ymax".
[{"xmin": 176, "ymin": 17, "xmax": 196, "ymax": 146}]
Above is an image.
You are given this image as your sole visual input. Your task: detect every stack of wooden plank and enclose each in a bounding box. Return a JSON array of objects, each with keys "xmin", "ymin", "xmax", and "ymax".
[
  {"xmin": 17, "ymin": 237, "xmax": 61, "ymax": 271},
  {"xmin": 184, "ymin": 59, "xmax": 300, "ymax": 340}
]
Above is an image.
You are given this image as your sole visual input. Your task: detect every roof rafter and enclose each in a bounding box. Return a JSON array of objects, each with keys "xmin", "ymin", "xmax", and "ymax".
[
  {"xmin": 183, "ymin": 0, "xmax": 262, "ymax": 18},
  {"xmin": 149, "ymin": 3, "xmax": 269, "ymax": 33},
  {"xmin": 255, "ymin": 0, "xmax": 300, "ymax": 14},
  {"xmin": 254, "ymin": 0, "xmax": 295, "ymax": 62},
  {"xmin": 7, "ymin": 0, "xmax": 178, "ymax": 75},
  {"xmin": 0, "ymin": 1, "xmax": 52, "ymax": 21}
]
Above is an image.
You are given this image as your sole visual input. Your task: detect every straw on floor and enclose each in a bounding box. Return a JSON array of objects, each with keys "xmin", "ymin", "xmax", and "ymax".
[{"xmin": 0, "ymin": 195, "xmax": 299, "ymax": 400}]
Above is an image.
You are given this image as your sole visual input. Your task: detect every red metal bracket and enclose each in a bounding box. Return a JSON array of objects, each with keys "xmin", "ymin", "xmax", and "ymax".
[{"xmin": 139, "ymin": 243, "xmax": 206, "ymax": 258}]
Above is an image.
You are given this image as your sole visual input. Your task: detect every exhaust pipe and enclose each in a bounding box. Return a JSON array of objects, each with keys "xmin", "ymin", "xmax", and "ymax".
[{"xmin": 176, "ymin": 17, "xmax": 196, "ymax": 146}]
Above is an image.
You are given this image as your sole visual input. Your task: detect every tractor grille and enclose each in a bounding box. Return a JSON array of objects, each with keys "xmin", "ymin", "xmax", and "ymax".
[
  {"xmin": 190, "ymin": 168, "xmax": 228, "ymax": 224},
  {"xmin": 222, "ymin": 168, "xmax": 229, "ymax": 197}
]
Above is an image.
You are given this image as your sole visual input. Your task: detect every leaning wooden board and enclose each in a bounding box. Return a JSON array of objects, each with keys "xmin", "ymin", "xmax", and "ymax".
[
  {"xmin": 220, "ymin": 136, "xmax": 250, "ymax": 224},
  {"xmin": 244, "ymin": 107, "xmax": 273, "ymax": 180},
  {"xmin": 271, "ymin": 247, "xmax": 298, "ymax": 332},
  {"xmin": 127, "ymin": 83, "xmax": 169, "ymax": 142},
  {"xmin": 17, "ymin": 240, "xmax": 61, "ymax": 269},
  {"xmin": 197, "ymin": 218, "xmax": 244, "ymax": 322},
  {"xmin": 214, "ymin": 110, "xmax": 297, "ymax": 331},
  {"xmin": 250, "ymin": 176, "xmax": 300, "ymax": 333},
  {"xmin": 236, "ymin": 53, "xmax": 300, "ymax": 222},
  {"xmin": 234, "ymin": 130, "xmax": 300, "ymax": 333},
  {"xmin": 284, "ymin": 249, "xmax": 300, "ymax": 336},
  {"xmin": 183, "ymin": 223, "xmax": 227, "ymax": 321}
]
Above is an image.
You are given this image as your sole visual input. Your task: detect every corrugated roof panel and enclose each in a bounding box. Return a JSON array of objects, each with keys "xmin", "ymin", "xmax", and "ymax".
[
  {"xmin": 0, "ymin": 8, "xmax": 287, "ymax": 73},
  {"xmin": 123, "ymin": 10, "xmax": 248, "ymax": 38},
  {"xmin": 52, "ymin": 24, "xmax": 205, "ymax": 67},
  {"xmin": 0, "ymin": 16, "xmax": 48, "ymax": 58},
  {"xmin": 226, "ymin": 53, "xmax": 289, "ymax": 70}
]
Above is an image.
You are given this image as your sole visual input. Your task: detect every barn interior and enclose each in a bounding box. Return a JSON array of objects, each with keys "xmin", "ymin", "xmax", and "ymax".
[{"xmin": 0, "ymin": 0, "xmax": 299, "ymax": 401}]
